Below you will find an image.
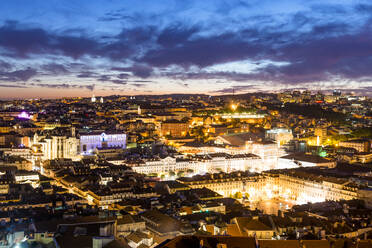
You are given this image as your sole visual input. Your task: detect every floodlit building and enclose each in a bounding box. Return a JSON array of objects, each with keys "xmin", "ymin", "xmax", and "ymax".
[
  {"xmin": 32, "ymin": 132, "xmax": 80, "ymax": 160},
  {"xmin": 128, "ymin": 153, "xmax": 263, "ymax": 176},
  {"xmin": 278, "ymin": 153, "xmax": 336, "ymax": 169},
  {"xmin": 160, "ymin": 120, "xmax": 189, "ymax": 137},
  {"xmin": 339, "ymin": 139, "xmax": 371, "ymax": 153},
  {"xmin": 80, "ymin": 132, "xmax": 126, "ymax": 155},
  {"xmin": 265, "ymin": 128, "xmax": 293, "ymax": 146}
]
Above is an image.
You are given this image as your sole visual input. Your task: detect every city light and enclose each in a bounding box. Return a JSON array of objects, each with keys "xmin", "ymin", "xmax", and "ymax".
[
  {"xmin": 17, "ymin": 111, "xmax": 31, "ymax": 119},
  {"xmin": 0, "ymin": 1, "xmax": 371, "ymax": 245},
  {"xmin": 230, "ymin": 103, "xmax": 238, "ymax": 111}
]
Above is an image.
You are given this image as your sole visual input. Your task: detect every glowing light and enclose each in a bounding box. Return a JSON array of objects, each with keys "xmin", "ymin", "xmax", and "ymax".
[
  {"xmin": 220, "ymin": 113, "xmax": 266, "ymax": 119},
  {"xmin": 17, "ymin": 111, "xmax": 31, "ymax": 119},
  {"xmin": 231, "ymin": 104, "xmax": 238, "ymax": 111}
]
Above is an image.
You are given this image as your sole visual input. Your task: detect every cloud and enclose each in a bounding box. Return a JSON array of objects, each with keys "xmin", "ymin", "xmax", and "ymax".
[
  {"xmin": 0, "ymin": 1, "xmax": 372, "ymax": 93},
  {"xmin": 0, "ymin": 21, "xmax": 101, "ymax": 59},
  {"xmin": 31, "ymin": 83, "xmax": 95, "ymax": 91},
  {"xmin": 141, "ymin": 32, "xmax": 264, "ymax": 68},
  {"xmin": 0, "ymin": 83, "xmax": 27, "ymax": 88},
  {"xmin": 0, "ymin": 67, "xmax": 37, "ymax": 82},
  {"xmin": 111, "ymin": 64, "xmax": 153, "ymax": 78},
  {"xmin": 41, "ymin": 63, "xmax": 69, "ymax": 75},
  {"xmin": 212, "ymin": 85, "xmax": 259, "ymax": 94}
]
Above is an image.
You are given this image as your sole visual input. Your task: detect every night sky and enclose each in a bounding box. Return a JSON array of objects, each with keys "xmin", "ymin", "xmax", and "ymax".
[{"xmin": 0, "ymin": 0, "xmax": 372, "ymax": 98}]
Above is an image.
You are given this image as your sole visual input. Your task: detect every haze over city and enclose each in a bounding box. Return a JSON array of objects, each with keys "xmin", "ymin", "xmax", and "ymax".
[{"xmin": 1, "ymin": 0, "xmax": 372, "ymax": 98}]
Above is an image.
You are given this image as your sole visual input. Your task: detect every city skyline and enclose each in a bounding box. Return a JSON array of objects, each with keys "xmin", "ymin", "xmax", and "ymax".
[{"xmin": 1, "ymin": 0, "xmax": 372, "ymax": 98}]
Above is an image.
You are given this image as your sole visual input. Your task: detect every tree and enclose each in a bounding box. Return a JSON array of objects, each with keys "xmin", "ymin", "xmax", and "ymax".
[
  {"xmin": 234, "ymin": 192, "xmax": 243, "ymax": 199},
  {"xmin": 191, "ymin": 126, "xmax": 205, "ymax": 142},
  {"xmin": 169, "ymin": 171, "xmax": 176, "ymax": 177}
]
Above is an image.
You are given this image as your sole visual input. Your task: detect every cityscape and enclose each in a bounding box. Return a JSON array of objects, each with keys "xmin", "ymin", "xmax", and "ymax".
[{"xmin": 0, "ymin": 1, "xmax": 372, "ymax": 248}]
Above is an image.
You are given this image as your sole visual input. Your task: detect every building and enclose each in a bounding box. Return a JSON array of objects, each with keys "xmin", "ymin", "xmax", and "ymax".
[
  {"xmin": 230, "ymin": 216, "xmax": 274, "ymax": 239},
  {"xmin": 160, "ymin": 120, "xmax": 189, "ymax": 137},
  {"xmin": 339, "ymin": 139, "xmax": 371, "ymax": 153},
  {"xmin": 116, "ymin": 214, "xmax": 146, "ymax": 237},
  {"xmin": 178, "ymin": 172, "xmax": 264, "ymax": 198},
  {"xmin": 80, "ymin": 132, "xmax": 126, "ymax": 155},
  {"xmin": 128, "ymin": 153, "xmax": 263, "ymax": 176},
  {"xmin": 265, "ymin": 128, "xmax": 293, "ymax": 146},
  {"xmin": 264, "ymin": 169, "xmax": 360, "ymax": 204},
  {"xmin": 314, "ymin": 127, "xmax": 327, "ymax": 145},
  {"xmin": 32, "ymin": 131, "xmax": 80, "ymax": 161},
  {"xmin": 278, "ymin": 153, "xmax": 336, "ymax": 169}
]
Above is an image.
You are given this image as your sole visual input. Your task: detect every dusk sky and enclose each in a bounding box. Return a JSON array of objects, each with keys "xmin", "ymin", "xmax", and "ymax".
[{"xmin": 1, "ymin": 0, "xmax": 372, "ymax": 98}]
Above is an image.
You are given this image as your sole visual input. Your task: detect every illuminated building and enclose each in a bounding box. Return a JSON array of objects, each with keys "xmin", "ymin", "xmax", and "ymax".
[
  {"xmin": 265, "ymin": 128, "xmax": 293, "ymax": 146},
  {"xmin": 339, "ymin": 139, "xmax": 371, "ymax": 153},
  {"xmin": 177, "ymin": 172, "xmax": 264, "ymax": 198},
  {"xmin": 314, "ymin": 127, "xmax": 327, "ymax": 145},
  {"xmin": 160, "ymin": 120, "xmax": 189, "ymax": 137},
  {"xmin": 128, "ymin": 153, "xmax": 263, "ymax": 176},
  {"xmin": 264, "ymin": 169, "xmax": 360, "ymax": 204},
  {"xmin": 278, "ymin": 153, "xmax": 336, "ymax": 169},
  {"xmin": 32, "ymin": 133, "xmax": 80, "ymax": 160},
  {"xmin": 91, "ymin": 94, "xmax": 96, "ymax": 103},
  {"xmin": 354, "ymin": 153, "xmax": 372, "ymax": 163},
  {"xmin": 80, "ymin": 132, "xmax": 127, "ymax": 155},
  {"xmin": 247, "ymin": 140, "xmax": 283, "ymax": 170},
  {"xmin": 17, "ymin": 111, "xmax": 32, "ymax": 120},
  {"xmin": 15, "ymin": 171, "xmax": 39, "ymax": 187}
]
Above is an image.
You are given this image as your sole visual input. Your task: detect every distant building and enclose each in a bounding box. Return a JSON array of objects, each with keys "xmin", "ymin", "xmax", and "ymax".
[
  {"xmin": 265, "ymin": 128, "xmax": 293, "ymax": 146},
  {"xmin": 80, "ymin": 132, "xmax": 126, "ymax": 155},
  {"xmin": 278, "ymin": 153, "xmax": 336, "ymax": 169},
  {"xmin": 32, "ymin": 132, "xmax": 80, "ymax": 160},
  {"xmin": 314, "ymin": 127, "xmax": 327, "ymax": 145},
  {"xmin": 160, "ymin": 120, "xmax": 189, "ymax": 137},
  {"xmin": 339, "ymin": 139, "xmax": 371, "ymax": 153}
]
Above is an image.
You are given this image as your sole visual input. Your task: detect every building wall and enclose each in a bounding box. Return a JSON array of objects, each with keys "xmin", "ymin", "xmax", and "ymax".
[
  {"xmin": 160, "ymin": 122, "xmax": 189, "ymax": 137},
  {"xmin": 80, "ymin": 133, "xmax": 126, "ymax": 154}
]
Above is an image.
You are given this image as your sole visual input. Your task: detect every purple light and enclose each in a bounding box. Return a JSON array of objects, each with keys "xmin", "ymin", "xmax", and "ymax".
[{"xmin": 18, "ymin": 111, "xmax": 31, "ymax": 119}]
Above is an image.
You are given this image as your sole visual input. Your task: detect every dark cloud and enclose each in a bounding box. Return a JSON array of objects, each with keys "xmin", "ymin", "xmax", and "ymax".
[
  {"xmin": 355, "ymin": 4, "xmax": 372, "ymax": 13},
  {"xmin": 31, "ymin": 83, "xmax": 95, "ymax": 91},
  {"xmin": 77, "ymin": 71, "xmax": 97, "ymax": 78},
  {"xmin": 131, "ymin": 83, "xmax": 146, "ymax": 87},
  {"xmin": 157, "ymin": 24, "xmax": 199, "ymax": 47},
  {"xmin": 41, "ymin": 63, "xmax": 69, "ymax": 75},
  {"xmin": 1, "ymin": 3, "xmax": 372, "ymax": 90},
  {"xmin": 141, "ymin": 32, "xmax": 264, "ymax": 68},
  {"xmin": 110, "ymin": 79, "xmax": 127, "ymax": 85},
  {"xmin": 0, "ymin": 67, "xmax": 37, "ymax": 82},
  {"xmin": 111, "ymin": 64, "xmax": 153, "ymax": 78},
  {"xmin": 0, "ymin": 22, "xmax": 101, "ymax": 59},
  {"xmin": 0, "ymin": 60, "xmax": 12, "ymax": 70},
  {"xmin": 0, "ymin": 22, "xmax": 50, "ymax": 58},
  {"xmin": 117, "ymin": 73, "xmax": 130, "ymax": 79},
  {"xmin": 131, "ymin": 80, "xmax": 152, "ymax": 83},
  {"xmin": 213, "ymin": 85, "xmax": 258, "ymax": 94},
  {"xmin": 0, "ymin": 83, "xmax": 27, "ymax": 88}
]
